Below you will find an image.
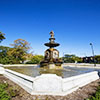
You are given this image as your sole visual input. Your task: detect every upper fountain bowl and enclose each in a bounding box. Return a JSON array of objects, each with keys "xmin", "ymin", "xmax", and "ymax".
[{"xmin": 44, "ymin": 42, "xmax": 60, "ymax": 48}]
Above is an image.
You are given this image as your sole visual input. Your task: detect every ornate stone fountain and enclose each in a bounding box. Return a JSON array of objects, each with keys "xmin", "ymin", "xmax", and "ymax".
[{"xmin": 40, "ymin": 31, "xmax": 63, "ymax": 69}]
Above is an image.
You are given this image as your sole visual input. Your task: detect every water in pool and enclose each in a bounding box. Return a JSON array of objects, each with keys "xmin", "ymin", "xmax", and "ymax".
[{"xmin": 5, "ymin": 66, "xmax": 100, "ymax": 78}]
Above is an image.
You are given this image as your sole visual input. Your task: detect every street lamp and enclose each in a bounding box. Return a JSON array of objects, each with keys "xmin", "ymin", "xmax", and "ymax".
[
  {"xmin": 63, "ymin": 52, "xmax": 65, "ymax": 63},
  {"xmin": 90, "ymin": 43, "xmax": 96, "ymax": 66}
]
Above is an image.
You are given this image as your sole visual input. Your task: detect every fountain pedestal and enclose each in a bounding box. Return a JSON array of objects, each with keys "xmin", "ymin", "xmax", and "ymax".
[{"xmin": 40, "ymin": 31, "xmax": 63, "ymax": 69}]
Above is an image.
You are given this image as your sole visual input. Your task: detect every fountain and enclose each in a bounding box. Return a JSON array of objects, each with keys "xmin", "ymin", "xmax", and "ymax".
[
  {"xmin": 40, "ymin": 31, "xmax": 63, "ymax": 69},
  {"xmin": 0, "ymin": 32, "xmax": 99, "ymax": 96}
]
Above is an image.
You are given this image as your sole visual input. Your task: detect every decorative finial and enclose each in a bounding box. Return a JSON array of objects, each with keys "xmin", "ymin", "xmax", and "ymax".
[{"xmin": 50, "ymin": 31, "xmax": 54, "ymax": 38}]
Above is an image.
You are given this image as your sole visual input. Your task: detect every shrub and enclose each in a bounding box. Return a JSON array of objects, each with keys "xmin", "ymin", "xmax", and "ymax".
[
  {"xmin": 26, "ymin": 55, "xmax": 44, "ymax": 64},
  {"xmin": 86, "ymin": 86, "xmax": 100, "ymax": 100},
  {"xmin": 0, "ymin": 83, "xmax": 10, "ymax": 100},
  {"xmin": 8, "ymin": 87, "xmax": 18, "ymax": 97}
]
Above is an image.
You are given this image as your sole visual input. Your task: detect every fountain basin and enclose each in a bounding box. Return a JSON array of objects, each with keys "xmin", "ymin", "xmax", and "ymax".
[{"xmin": 0, "ymin": 66, "xmax": 99, "ymax": 96}]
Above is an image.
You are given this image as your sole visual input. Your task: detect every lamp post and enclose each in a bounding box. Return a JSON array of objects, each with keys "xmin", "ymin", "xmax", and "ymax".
[
  {"xmin": 90, "ymin": 43, "xmax": 96, "ymax": 66},
  {"xmin": 63, "ymin": 52, "xmax": 65, "ymax": 63}
]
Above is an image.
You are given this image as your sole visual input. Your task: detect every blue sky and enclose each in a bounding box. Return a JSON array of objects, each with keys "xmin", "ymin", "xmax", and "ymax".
[{"xmin": 0, "ymin": 0, "xmax": 100, "ymax": 57}]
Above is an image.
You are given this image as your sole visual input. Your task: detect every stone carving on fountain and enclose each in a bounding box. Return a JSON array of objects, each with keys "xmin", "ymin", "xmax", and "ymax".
[{"xmin": 40, "ymin": 31, "xmax": 63, "ymax": 69}]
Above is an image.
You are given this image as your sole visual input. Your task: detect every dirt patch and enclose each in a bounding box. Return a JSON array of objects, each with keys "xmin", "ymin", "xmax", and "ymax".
[{"xmin": 0, "ymin": 75, "xmax": 100, "ymax": 100}]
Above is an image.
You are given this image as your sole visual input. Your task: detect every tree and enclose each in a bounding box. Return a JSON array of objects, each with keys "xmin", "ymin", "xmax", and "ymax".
[
  {"xmin": 0, "ymin": 46, "xmax": 11, "ymax": 64},
  {"xmin": 0, "ymin": 46, "xmax": 18, "ymax": 64},
  {"xmin": 7, "ymin": 48, "xmax": 25, "ymax": 63},
  {"xmin": 26, "ymin": 55, "xmax": 44, "ymax": 64},
  {"xmin": 9, "ymin": 39, "xmax": 31, "ymax": 63},
  {"xmin": 0, "ymin": 32, "xmax": 5, "ymax": 43},
  {"xmin": 63, "ymin": 54, "xmax": 75, "ymax": 63},
  {"xmin": 10, "ymin": 39, "xmax": 30, "ymax": 52},
  {"xmin": 95, "ymin": 55, "xmax": 100, "ymax": 64},
  {"xmin": 0, "ymin": 46, "xmax": 10, "ymax": 57},
  {"xmin": 0, "ymin": 39, "xmax": 34, "ymax": 64},
  {"xmin": 63, "ymin": 54, "xmax": 82, "ymax": 63}
]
